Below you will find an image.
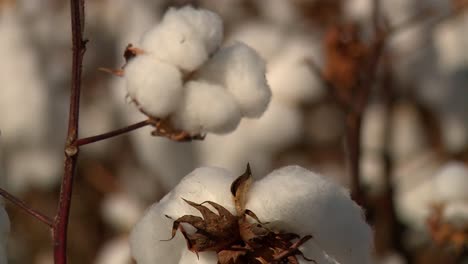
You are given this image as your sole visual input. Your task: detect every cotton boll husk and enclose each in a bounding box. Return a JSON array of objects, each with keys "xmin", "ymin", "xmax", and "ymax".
[
  {"xmin": 130, "ymin": 167, "xmax": 236, "ymax": 264},
  {"xmin": 101, "ymin": 192, "xmax": 144, "ymax": 232},
  {"xmin": 173, "ymin": 6, "xmax": 223, "ymax": 55},
  {"xmin": 246, "ymin": 166, "xmax": 373, "ymax": 264},
  {"xmin": 432, "ymin": 162, "xmax": 468, "ymax": 202},
  {"xmin": 267, "ymin": 36, "xmax": 325, "ymax": 105},
  {"xmin": 95, "ymin": 237, "xmax": 131, "ymax": 264},
  {"xmin": 125, "ymin": 55, "xmax": 183, "ymax": 118},
  {"xmin": 172, "ymin": 81, "xmax": 242, "ymax": 134},
  {"xmin": 140, "ymin": 8, "xmax": 208, "ymax": 71},
  {"xmin": 228, "ymin": 22, "xmax": 285, "ymax": 61},
  {"xmin": 196, "ymin": 43, "xmax": 271, "ymax": 117}
]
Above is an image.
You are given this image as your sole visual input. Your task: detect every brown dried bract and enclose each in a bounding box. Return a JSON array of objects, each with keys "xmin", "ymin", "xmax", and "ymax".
[
  {"xmin": 166, "ymin": 164, "xmax": 314, "ymax": 264},
  {"xmin": 427, "ymin": 204, "xmax": 468, "ymax": 251}
]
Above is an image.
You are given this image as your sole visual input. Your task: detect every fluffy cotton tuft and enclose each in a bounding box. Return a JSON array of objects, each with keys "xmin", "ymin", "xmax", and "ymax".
[
  {"xmin": 196, "ymin": 42, "xmax": 271, "ymax": 118},
  {"xmin": 172, "ymin": 81, "xmax": 242, "ymax": 134},
  {"xmin": 247, "ymin": 166, "xmax": 373, "ymax": 264},
  {"xmin": 433, "ymin": 162, "xmax": 468, "ymax": 202},
  {"xmin": 140, "ymin": 6, "xmax": 222, "ymax": 71},
  {"xmin": 130, "ymin": 166, "xmax": 373, "ymax": 264},
  {"xmin": 125, "ymin": 55, "xmax": 183, "ymax": 118}
]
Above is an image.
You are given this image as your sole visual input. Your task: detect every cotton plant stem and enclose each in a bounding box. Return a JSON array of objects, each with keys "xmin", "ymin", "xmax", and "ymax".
[
  {"xmin": 53, "ymin": 0, "xmax": 86, "ymax": 263},
  {"xmin": 0, "ymin": 188, "xmax": 53, "ymax": 227},
  {"xmin": 76, "ymin": 119, "xmax": 151, "ymax": 146}
]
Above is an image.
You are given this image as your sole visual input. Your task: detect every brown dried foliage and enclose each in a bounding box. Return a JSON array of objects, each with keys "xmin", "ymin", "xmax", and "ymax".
[
  {"xmin": 166, "ymin": 165, "xmax": 314, "ymax": 264},
  {"xmin": 427, "ymin": 205, "xmax": 468, "ymax": 251}
]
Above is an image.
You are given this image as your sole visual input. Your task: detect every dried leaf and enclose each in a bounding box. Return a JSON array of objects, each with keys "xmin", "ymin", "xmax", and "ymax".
[{"xmin": 231, "ymin": 164, "xmax": 252, "ymax": 215}]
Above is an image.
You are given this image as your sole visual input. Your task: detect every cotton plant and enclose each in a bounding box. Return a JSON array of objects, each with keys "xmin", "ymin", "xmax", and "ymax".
[
  {"xmin": 114, "ymin": 6, "xmax": 271, "ymax": 140},
  {"xmin": 130, "ymin": 165, "xmax": 373, "ymax": 264}
]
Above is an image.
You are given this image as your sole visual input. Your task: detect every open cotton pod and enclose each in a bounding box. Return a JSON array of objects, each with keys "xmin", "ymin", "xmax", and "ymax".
[{"xmin": 130, "ymin": 166, "xmax": 373, "ymax": 264}]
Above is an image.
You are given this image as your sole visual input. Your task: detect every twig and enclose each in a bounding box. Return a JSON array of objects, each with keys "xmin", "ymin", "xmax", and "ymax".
[
  {"xmin": 53, "ymin": 0, "xmax": 86, "ymax": 263},
  {"xmin": 0, "ymin": 188, "xmax": 53, "ymax": 227},
  {"xmin": 76, "ymin": 119, "xmax": 151, "ymax": 146}
]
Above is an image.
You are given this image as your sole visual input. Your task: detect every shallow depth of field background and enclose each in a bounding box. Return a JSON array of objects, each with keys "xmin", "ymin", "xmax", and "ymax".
[{"xmin": 0, "ymin": 0, "xmax": 467, "ymax": 263}]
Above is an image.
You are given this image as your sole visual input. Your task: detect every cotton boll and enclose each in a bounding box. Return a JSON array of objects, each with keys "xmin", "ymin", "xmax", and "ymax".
[
  {"xmin": 173, "ymin": 6, "xmax": 223, "ymax": 55},
  {"xmin": 442, "ymin": 202, "xmax": 468, "ymax": 229},
  {"xmin": 6, "ymin": 148, "xmax": 62, "ymax": 194},
  {"xmin": 124, "ymin": 55, "xmax": 183, "ymax": 118},
  {"xmin": 360, "ymin": 152, "xmax": 386, "ymax": 196},
  {"xmin": 433, "ymin": 162, "xmax": 468, "ymax": 203},
  {"xmin": 267, "ymin": 36, "xmax": 324, "ymax": 105},
  {"xmin": 101, "ymin": 193, "xmax": 144, "ymax": 232},
  {"xmin": 130, "ymin": 167, "xmax": 236, "ymax": 264},
  {"xmin": 196, "ymin": 43, "xmax": 271, "ymax": 118},
  {"xmin": 389, "ymin": 102, "xmax": 428, "ymax": 162},
  {"xmin": 0, "ymin": 9, "xmax": 48, "ymax": 145},
  {"xmin": 434, "ymin": 13, "xmax": 468, "ymax": 72},
  {"xmin": 361, "ymin": 103, "xmax": 387, "ymax": 152},
  {"xmin": 247, "ymin": 166, "xmax": 373, "ymax": 264},
  {"xmin": 140, "ymin": 8, "xmax": 209, "ymax": 71},
  {"xmin": 242, "ymin": 100, "xmax": 303, "ymax": 153},
  {"xmin": 172, "ymin": 81, "xmax": 242, "ymax": 134},
  {"xmin": 95, "ymin": 237, "xmax": 131, "ymax": 264},
  {"xmin": 440, "ymin": 114, "xmax": 468, "ymax": 154}
]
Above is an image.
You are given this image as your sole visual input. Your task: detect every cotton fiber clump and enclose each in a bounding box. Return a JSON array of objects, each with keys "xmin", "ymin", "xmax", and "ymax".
[
  {"xmin": 124, "ymin": 6, "xmax": 271, "ymax": 135},
  {"xmin": 130, "ymin": 166, "xmax": 373, "ymax": 264}
]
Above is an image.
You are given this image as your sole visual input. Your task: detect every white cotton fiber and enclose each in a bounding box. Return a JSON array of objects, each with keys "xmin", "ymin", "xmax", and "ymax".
[
  {"xmin": 267, "ymin": 36, "xmax": 324, "ymax": 105},
  {"xmin": 95, "ymin": 237, "xmax": 131, "ymax": 264},
  {"xmin": 433, "ymin": 162, "xmax": 468, "ymax": 202},
  {"xmin": 101, "ymin": 192, "xmax": 144, "ymax": 232},
  {"xmin": 131, "ymin": 166, "xmax": 372, "ymax": 264},
  {"xmin": 442, "ymin": 202, "xmax": 468, "ymax": 229},
  {"xmin": 140, "ymin": 6, "xmax": 224, "ymax": 71},
  {"xmin": 172, "ymin": 81, "xmax": 242, "ymax": 134},
  {"xmin": 125, "ymin": 55, "xmax": 183, "ymax": 118},
  {"xmin": 246, "ymin": 166, "xmax": 373, "ymax": 264},
  {"xmin": 174, "ymin": 6, "xmax": 223, "ymax": 55},
  {"xmin": 196, "ymin": 42, "xmax": 271, "ymax": 118},
  {"xmin": 130, "ymin": 167, "xmax": 236, "ymax": 264},
  {"xmin": 178, "ymin": 250, "xmax": 218, "ymax": 264}
]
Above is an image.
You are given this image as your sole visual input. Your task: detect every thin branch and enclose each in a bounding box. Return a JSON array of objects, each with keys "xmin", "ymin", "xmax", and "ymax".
[
  {"xmin": 53, "ymin": 0, "xmax": 86, "ymax": 263},
  {"xmin": 76, "ymin": 119, "xmax": 151, "ymax": 146},
  {"xmin": 0, "ymin": 188, "xmax": 53, "ymax": 227}
]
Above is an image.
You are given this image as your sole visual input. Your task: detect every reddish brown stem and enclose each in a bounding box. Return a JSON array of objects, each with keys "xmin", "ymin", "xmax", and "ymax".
[
  {"xmin": 0, "ymin": 188, "xmax": 53, "ymax": 227},
  {"xmin": 53, "ymin": 0, "xmax": 86, "ymax": 263},
  {"xmin": 346, "ymin": 113, "xmax": 364, "ymax": 204},
  {"xmin": 76, "ymin": 119, "xmax": 151, "ymax": 146}
]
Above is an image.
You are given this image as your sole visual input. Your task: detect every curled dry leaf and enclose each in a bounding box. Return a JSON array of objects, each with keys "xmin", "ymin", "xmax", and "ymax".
[
  {"xmin": 166, "ymin": 164, "xmax": 314, "ymax": 264},
  {"xmin": 427, "ymin": 204, "xmax": 468, "ymax": 251}
]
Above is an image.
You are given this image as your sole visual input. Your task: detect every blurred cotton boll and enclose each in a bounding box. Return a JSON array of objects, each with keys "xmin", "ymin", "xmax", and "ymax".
[
  {"xmin": 0, "ymin": 7, "xmax": 48, "ymax": 145},
  {"xmin": 432, "ymin": 162, "xmax": 468, "ymax": 203},
  {"xmin": 130, "ymin": 166, "xmax": 373, "ymax": 264},
  {"xmin": 95, "ymin": 237, "xmax": 131, "ymax": 264},
  {"xmin": 101, "ymin": 192, "xmax": 144, "ymax": 232}
]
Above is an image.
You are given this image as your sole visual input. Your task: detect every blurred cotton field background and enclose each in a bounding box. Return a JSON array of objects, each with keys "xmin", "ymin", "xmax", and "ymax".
[{"xmin": 0, "ymin": 0, "xmax": 467, "ymax": 263}]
